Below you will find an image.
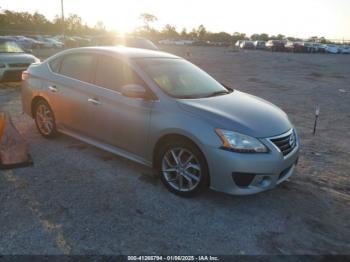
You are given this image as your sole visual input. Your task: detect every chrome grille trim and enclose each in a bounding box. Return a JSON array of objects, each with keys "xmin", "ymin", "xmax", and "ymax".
[{"xmin": 268, "ymin": 129, "xmax": 296, "ymax": 156}]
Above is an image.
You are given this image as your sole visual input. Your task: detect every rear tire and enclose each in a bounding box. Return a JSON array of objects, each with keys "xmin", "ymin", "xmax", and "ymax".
[
  {"xmin": 34, "ymin": 99, "xmax": 58, "ymax": 138},
  {"xmin": 156, "ymin": 138, "xmax": 209, "ymax": 197}
]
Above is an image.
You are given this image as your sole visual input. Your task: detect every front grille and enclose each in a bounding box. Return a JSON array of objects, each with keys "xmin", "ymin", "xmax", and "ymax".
[
  {"xmin": 270, "ymin": 130, "xmax": 296, "ymax": 156},
  {"xmin": 8, "ymin": 63, "xmax": 30, "ymax": 68}
]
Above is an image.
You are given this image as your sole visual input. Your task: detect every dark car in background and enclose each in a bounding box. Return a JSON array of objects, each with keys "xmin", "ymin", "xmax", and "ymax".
[
  {"xmin": 285, "ymin": 41, "xmax": 307, "ymax": 53},
  {"xmin": 91, "ymin": 36, "xmax": 158, "ymax": 50},
  {"xmin": 254, "ymin": 41, "xmax": 266, "ymax": 49},
  {"xmin": 240, "ymin": 41, "xmax": 255, "ymax": 49},
  {"xmin": 266, "ymin": 40, "xmax": 286, "ymax": 52}
]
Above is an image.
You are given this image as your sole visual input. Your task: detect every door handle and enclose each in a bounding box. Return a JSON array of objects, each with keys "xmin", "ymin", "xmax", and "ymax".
[
  {"xmin": 88, "ymin": 98, "xmax": 101, "ymax": 105},
  {"xmin": 48, "ymin": 85, "xmax": 58, "ymax": 92}
]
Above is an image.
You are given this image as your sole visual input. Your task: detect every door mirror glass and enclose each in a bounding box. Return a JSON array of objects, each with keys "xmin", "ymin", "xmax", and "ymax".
[{"xmin": 120, "ymin": 84, "xmax": 147, "ymax": 99}]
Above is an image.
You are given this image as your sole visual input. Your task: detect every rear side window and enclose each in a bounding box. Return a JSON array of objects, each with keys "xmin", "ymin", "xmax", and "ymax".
[
  {"xmin": 95, "ymin": 55, "xmax": 144, "ymax": 92},
  {"xmin": 59, "ymin": 54, "xmax": 94, "ymax": 83}
]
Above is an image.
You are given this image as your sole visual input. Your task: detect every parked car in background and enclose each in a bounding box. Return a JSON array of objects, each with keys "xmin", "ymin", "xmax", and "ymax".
[
  {"xmin": 28, "ymin": 36, "xmax": 52, "ymax": 48},
  {"xmin": 91, "ymin": 36, "xmax": 158, "ymax": 50},
  {"xmin": 17, "ymin": 36, "xmax": 43, "ymax": 49},
  {"xmin": 311, "ymin": 43, "xmax": 326, "ymax": 53},
  {"xmin": 325, "ymin": 44, "xmax": 339, "ymax": 54},
  {"xmin": 253, "ymin": 41, "xmax": 266, "ymax": 49},
  {"xmin": 0, "ymin": 38, "xmax": 39, "ymax": 82},
  {"xmin": 266, "ymin": 40, "xmax": 285, "ymax": 52},
  {"xmin": 235, "ymin": 40, "xmax": 243, "ymax": 48},
  {"xmin": 22, "ymin": 47, "xmax": 299, "ymax": 197},
  {"xmin": 71, "ymin": 36, "xmax": 91, "ymax": 47},
  {"xmin": 240, "ymin": 40, "xmax": 255, "ymax": 49},
  {"xmin": 339, "ymin": 45, "xmax": 350, "ymax": 54},
  {"xmin": 303, "ymin": 42, "xmax": 318, "ymax": 53},
  {"xmin": 159, "ymin": 39, "xmax": 195, "ymax": 46},
  {"xmin": 44, "ymin": 38, "xmax": 64, "ymax": 48},
  {"xmin": 285, "ymin": 41, "xmax": 307, "ymax": 53}
]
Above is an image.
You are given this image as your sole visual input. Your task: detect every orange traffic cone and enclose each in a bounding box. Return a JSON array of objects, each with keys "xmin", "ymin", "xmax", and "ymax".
[{"xmin": 0, "ymin": 112, "xmax": 32, "ymax": 169}]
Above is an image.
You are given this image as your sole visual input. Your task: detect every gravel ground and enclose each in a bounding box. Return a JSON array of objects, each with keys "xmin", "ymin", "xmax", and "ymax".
[{"xmin": 0, "ymin": 46, "xmax": 349, "ymax": 255}]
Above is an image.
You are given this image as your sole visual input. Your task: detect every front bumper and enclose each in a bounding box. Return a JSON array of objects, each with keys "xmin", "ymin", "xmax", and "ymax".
[{"xmin": 204, "ymin": 129, "xmax": 300, "ymax": 195}]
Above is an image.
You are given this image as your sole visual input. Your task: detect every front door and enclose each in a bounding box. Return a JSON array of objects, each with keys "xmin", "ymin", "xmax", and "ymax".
[{"xmin": 85, "ymin": 55, "xmax": 154, "ymax": 158}]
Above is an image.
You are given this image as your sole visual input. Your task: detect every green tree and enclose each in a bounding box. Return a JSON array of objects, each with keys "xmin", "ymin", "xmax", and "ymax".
[
  {"xmin": 197, "ymin": 24, "xmax": 207, "ymax": 40},
  {"xmin": 162, "ymin": 24, "xmax": 179, "ymax": 39},
  {"xmin": 65, "ymin": 14, "xmax": 83, "ymax": 33},
  {"xmin": 250, "ymin": 33, "xmax": 269, "ymax": 41},
  {"xmin": 206, "ymin": 32, "xmax": 232, "ymax": 43},
  {"xmin": 180, "ymin": 27, "xmax": 188, "ymax": 39},
  {"xmin": 139, "ymin": 13, "xmax": 157, "ymax": 31}
]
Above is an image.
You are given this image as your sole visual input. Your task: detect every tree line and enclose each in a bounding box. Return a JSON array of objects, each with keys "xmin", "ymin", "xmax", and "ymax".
[
  {"xmin": 0, "ymin": 10, "xmax": 329, "ymax": 44},
  {"xmin": 0, "ymin": 10, "xmax": 107, "ymax": 35}
]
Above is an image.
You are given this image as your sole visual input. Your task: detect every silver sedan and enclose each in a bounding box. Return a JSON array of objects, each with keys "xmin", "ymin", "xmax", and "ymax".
[{"xmin": 22, "ymin": 47, "xmax": 300, "ymax": 197}]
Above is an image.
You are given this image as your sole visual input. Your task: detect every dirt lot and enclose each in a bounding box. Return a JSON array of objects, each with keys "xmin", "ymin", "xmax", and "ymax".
[{"xmin": 0, "ymin": 46, "xmax": 349, "ymax": 255}]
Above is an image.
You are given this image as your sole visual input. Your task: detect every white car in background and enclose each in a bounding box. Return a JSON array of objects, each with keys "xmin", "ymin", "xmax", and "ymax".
[
  {"xmin": 44, "ymin": 38, "xmax": 64, "ymax": 48},
  {"xmin": 339, "ymin": 45, "xmax": 350, "ymax": 54},
  {"xmin": 325, "ymin": 44, "xmax": 339, "ymax": 54}
]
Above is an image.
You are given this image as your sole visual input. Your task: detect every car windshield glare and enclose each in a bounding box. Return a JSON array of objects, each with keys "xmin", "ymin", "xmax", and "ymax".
[
  {"xmin": 137, "ymin": 58, "xmax": 230, "ymax": 98},
  {"xmin": 0, "ymin": 40, "xmax": 24, "ymax": 53}
]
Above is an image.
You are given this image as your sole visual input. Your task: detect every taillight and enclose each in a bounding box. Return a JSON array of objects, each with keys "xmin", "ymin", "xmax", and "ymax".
[{"xmin": 22, "ymin": 70, "xmax": 29, "ymax": 81}]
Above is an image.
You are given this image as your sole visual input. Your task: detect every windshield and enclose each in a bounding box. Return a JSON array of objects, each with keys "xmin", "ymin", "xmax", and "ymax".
[
  {"xmin": 137, "ymin": 58, "xmax": 230, "ymax": 98},
  {"xmin": 0, "ymin": 40, "xmax": 24, "ymax": 53}
]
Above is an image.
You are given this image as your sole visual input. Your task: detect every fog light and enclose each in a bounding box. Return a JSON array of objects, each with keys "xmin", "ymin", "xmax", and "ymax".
[
  {"xmin": 259, "ymin": 176, "xmax": 271, "ymax": 188},
  {"xmin": 232, "ymin": 173, "xmax": 255, "ymax": 187}
]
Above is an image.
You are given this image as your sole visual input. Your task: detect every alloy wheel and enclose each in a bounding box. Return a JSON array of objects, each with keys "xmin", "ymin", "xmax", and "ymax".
[
  {"xmin": 161, "ymin": 147, "xmax": 202, "ymax": 192},
  {"xmin": 35, "ymin": 103, "xmax": 54, "ymax": 136}
]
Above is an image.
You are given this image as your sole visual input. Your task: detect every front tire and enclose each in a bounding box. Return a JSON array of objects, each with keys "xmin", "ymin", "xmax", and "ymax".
[
  {"xmin": 34, "ymin": 99, "xmax": 58, "ymax": 138},
  {"xmin": 156, "ymin": 139, "xmax": 209, "ymax": 197}
]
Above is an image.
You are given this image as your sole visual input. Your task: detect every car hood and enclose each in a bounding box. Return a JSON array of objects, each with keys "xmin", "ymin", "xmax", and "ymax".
[
  {"xmin": 177, "ymin": 90, "xmax": 292, "ymax": 138},
  {"xmin": 0, "ymin": 53, "xmax": 38, "ymax": 64}
]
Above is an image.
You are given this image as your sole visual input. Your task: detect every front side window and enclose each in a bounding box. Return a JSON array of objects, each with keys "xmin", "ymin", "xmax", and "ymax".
[
  {"xmin": 95, "ymin": 55, "xmax": 144, "ymax": 92},
  {"xmin": 137, "ymin": 58, "xmax": 229, "ymax": 99},
  {"xmin": 59, "ymin": 53, "xmax": 94, "ymax": 83}
]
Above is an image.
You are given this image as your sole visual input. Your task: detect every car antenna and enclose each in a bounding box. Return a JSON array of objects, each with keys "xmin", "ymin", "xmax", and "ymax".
[{"xmin": 313, "ymin": 105, "xmax": 320, "ymax": 135}]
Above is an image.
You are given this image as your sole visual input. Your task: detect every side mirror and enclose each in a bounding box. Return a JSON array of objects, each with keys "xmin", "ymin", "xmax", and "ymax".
[
  {"xmin": 120, "ymin": 84, "xmax": 147, "ymax": 99},
  {"xmin": 24, "ymin": 49, "xmax": 33, "ymax": 54}
]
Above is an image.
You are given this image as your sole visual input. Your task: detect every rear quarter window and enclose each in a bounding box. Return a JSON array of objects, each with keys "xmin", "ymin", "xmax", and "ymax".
[{"xmin": 48, "ymin": 57, "xmax": 62, "ymax": 73}]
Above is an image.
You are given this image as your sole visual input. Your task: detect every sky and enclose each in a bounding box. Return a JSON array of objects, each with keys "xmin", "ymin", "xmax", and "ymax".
[{"xmin": 1, "ymin": 0, "xmax": 350, "ymax": 39}]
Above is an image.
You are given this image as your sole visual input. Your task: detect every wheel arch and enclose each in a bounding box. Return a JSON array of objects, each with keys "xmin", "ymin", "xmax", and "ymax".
[
  {"xmin": 152, "ymin": 133, "xmax": 209, "ymax": 170},
  {"xmin": 31, "ymin": 95, "xmax": 48, "ymax": 117},
  {"xmin": 152, "ymin": 132, "xmax": 211, "ymax": 190}
]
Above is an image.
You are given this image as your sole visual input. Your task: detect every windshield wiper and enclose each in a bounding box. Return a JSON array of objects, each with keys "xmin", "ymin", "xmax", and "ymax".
[
  {"xmin": 204, "ymin": 90, "xmax": 230, "ymax": 97},
  {"xmin": 176, "ymin": 89, "xmax": 233, "ymax": 99}
]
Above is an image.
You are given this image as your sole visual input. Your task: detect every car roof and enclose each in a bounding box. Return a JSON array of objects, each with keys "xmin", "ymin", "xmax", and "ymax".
[{"xmin": 62, "ymin": 46, "xmax": 180, "ymax": 59}]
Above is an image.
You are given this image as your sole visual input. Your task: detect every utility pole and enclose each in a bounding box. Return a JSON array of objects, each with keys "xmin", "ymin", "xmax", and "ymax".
[{"xmin": 61, "ymin": 0, "xmax": 65, "ymax": 40}]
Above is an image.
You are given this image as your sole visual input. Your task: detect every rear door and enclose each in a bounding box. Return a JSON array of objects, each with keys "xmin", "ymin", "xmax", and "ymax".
[
  {"xmin": 87, "ymin": 54, "xmax": 154, "ymax": 158},
  {"xmin": 44, "ymin": 52, "xmax": 98, "ymax": 135}
]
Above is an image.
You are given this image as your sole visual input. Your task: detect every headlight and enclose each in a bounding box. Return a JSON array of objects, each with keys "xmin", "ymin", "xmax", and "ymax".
[
  {"xmin": 0, "ymin": 63, "xmax": 6, "ymax": 68},
  {"xmin": 215, "ymin": 129, "xmax": 268, "ymax": 153}
]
